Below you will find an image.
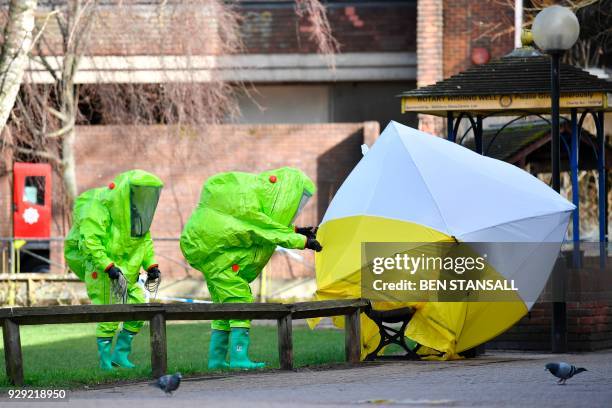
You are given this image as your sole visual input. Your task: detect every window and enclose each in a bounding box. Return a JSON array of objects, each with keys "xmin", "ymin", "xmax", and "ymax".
[{"xmin": 23, "ymin": 176, "xmax": 46, "ymax": 205}]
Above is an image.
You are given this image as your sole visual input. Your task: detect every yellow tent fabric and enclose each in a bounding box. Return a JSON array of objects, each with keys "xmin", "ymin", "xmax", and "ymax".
[{"xmin": 312, "ymin": 215, "xmax": 527, "ymax": 360}]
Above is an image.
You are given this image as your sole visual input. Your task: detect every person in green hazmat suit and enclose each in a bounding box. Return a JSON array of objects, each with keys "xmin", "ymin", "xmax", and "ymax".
[
  {"xmin": 64, "ymin": 170, "xmax": 164, "ymax": 370},
  {"xmin": 180, "ymin": 167, "xmax": 322, "ymax": 370}
]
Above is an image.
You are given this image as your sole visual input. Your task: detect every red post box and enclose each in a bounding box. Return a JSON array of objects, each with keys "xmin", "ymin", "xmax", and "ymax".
[{"xmin": 13, "ymin": 162, "xmax": 52, "ymax": 239}]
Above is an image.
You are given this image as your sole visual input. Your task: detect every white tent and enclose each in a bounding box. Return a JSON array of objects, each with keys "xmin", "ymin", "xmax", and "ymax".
[{"xmin": 315, "ymin": 121, "xmax": 575, "ymax": 358}]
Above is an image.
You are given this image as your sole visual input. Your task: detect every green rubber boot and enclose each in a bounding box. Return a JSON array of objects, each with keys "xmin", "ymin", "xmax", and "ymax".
[
  {"xmin": 208, "ymin": 329, "xmax": 230, "ymax": 370},
  {"xmin": 96, "ymin": 337, "xmax": 114, "ymax": 371},
  {"xmin": 111, "ymin": 329, "xmax": 136, "ymax": 368},
  {"xmin": 229, "ymin": 328, "xmax": 265, "ymax": 370}
]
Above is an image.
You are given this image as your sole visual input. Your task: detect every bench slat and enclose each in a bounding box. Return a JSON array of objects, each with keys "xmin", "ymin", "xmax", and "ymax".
[
  {"xmin": 0, "ymin": 303, "xmax": 292, "ymax": 324},
  {"xmin": 291, "ymin": 299, "xmax": 369, "ymax": 319}
]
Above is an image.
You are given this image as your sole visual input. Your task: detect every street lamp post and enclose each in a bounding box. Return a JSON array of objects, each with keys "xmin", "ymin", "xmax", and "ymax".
[{"xmin": 532, "ymin": 5, "xmax": 580, "ymax": 354}]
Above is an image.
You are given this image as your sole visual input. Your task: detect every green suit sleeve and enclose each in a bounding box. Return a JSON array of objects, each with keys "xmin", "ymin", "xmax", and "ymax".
[
  {"xmin": 141, "ymin": 231, "xmax": 158, "ymax": 270},
  {"xmin": 78, "ymin": 202, "xmax": 113, "ymax": 272},
  {"xmin": 239, "ymin": 210, "xmax": 306, "ymax": 249}
]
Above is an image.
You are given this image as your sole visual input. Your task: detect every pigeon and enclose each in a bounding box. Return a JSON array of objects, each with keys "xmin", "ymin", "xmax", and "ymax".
[
  {"xmin": 545, "ymin": 362, "xmax": 587, "ymax": 385},
  {"xmin": 151, "ymin": 372, "xmax": 182, "ymax": 395}
]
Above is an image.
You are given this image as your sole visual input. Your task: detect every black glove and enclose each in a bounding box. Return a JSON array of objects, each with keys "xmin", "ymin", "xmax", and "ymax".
[
  {"xmin": 147, "ymin": 266, "xmax": 161, "ymax": 281},
  {"xmin": 305, "ymin": 237, "xmax": 323, "ymax": 252},
  {"xmin": 106, "ymin": 265, "xmax": 123, "ymax": 280},
  {"xmin": 296, "ymin": 226, "xmax": 318, "ymax": 239}
]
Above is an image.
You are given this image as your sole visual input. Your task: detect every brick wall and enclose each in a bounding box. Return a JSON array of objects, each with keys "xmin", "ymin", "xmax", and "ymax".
[
  {"xmin": 0, "ymin": 5, "xmax": 223, "ymax": 57},
  {"xmin": 4, "ymin": 2, "xmax": 416, "ymax": 57},
  {"xmin": 43, "ymin": 122, "xmax": 378, "ymax": 280},
  {"xmin": 490, "ymin": 300, "xmax": 612, "ymax": 351},
  {"xmin": 415, "ymin": 0, "xmax": 515, "ymax": 135},
  {"xmin": 443, "ymin": 0, "xmax": 514, "ymax": 78},
  {"xmin": 23, "ymin": 1, "xmax": 514, "ymax": 73},
  {"xmin": 416, "ymin": 0, "xmax": 444, "ymax": 135},
  {"xmin": 488, "ymin": 256, "xmax": 612, "ymax": 351},
  {"xmin": 240, "ymin": 1, "xmax": 416, "ymax": 54}
]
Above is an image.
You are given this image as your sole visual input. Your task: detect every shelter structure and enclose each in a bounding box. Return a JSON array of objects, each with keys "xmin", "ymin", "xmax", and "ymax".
[{"xmin": 400, "ymin": 45, "xmax": 612, "ymax": 258}]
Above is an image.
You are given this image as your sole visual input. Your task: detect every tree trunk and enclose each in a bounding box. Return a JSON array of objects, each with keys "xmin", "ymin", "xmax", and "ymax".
[
  {"xmin": 59, "ymin": 1, "xmax": 81, "ymax": 207},
  {"xmin": 0, "ymin": 0, "xmax": 38, "ymax": 131},
  {"xmin": 60, "ymin": 52, "xmax": 77, "ymax": 204},
  {"xmin": 61, "ymin": 126, "xmax": 77, "ymax": 205}
]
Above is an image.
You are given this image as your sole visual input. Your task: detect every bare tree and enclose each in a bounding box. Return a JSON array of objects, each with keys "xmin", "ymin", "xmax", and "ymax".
[
  {"xmin": 8, "ymin": 1, "xmax": 243, "ymax": 214},
  {"xmin": 5, "ymin": 0, "xmax": 337, "ymax": 230},
  {"xmin": 0, "ymin": 0, "xmax": 37, "ymax": 130},
  {"xmin": 487, "ymin": 0, "xmax": 611, "ymax": 68},
  {"xmin": 295, "ymin": 0, "xmax": 339, "ymax": 68}
]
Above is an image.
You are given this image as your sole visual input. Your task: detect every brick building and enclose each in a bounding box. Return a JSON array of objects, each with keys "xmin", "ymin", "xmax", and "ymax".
[
  {"xmin": 0, "ymin": 0, "xmax": 520, "ymax": 276},
  {"xmin": 232, "ymin": 0, "xmax": 419, "ymax": 126},
  {"xmin": 417, "ymin": 0, "xmax": 514, "ymax": 133},
  {"xmin": 1, "ymin": 0, "xmax": 420, "ymax": 277},
  {"xmin": 0, "ymin": 1, "xmax": 541, "ymax": 287}
]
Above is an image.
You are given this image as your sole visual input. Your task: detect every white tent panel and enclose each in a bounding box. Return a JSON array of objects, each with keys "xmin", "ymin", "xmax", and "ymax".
[
  {"xmin": 321, "ymin": 122, "xmax": 450, "ymax": 233},
  {"xmin": 322, "ymin": 121, "xmax": 574, "ymax": 241},
  {"xmin": 464, "ymin": 211, "xmax": 571, "ymax": 305},
  {"xmin": 393, "ymin": 121, "xmax": 575, "ymax": 237}
]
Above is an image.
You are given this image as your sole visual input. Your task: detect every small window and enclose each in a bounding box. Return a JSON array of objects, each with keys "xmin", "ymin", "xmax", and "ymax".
[{"xmin": 23, "ymin": 176, "xmax": 45, "ymax": 205}]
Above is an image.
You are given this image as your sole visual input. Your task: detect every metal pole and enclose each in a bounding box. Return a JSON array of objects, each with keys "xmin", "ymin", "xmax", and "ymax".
[
  {"xmin": 550, "ymin": 51, "xmax": 566, "ymax": 353},
  {"xmin": 8, "ymin": 239, "xmax": 15, "ymax": 305},
  {"xmin": 475, "ymin": 115, "xmax": 483, "ymax": 154},
  {"xmin": 447, "ymin": 112, "xmax": 455, "ymax": 142},
  {"xmin": 9, "ymin": 239, "xmax": 14, "ymax": 275},
  {"xmin": 570, "ymin": 109, "xmax": 580, "ymax": 267},
  {"xmin": 551, "ymin": 52, "xmax": 561, "ymax": 192},
  {"xmin": 596, "ymin": 111, "xmax": 607, "ymax": 265}
]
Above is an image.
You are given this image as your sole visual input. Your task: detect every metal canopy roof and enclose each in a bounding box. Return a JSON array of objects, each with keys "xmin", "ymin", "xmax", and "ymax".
[{"xmin": 400, "ymin": 48, "xmax": 612, "ymax": 117}]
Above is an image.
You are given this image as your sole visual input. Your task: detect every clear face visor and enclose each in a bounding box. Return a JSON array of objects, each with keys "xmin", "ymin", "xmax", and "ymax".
[
  {"xmin": 130, "ymin": 185, "xmax": 161, "ymax": 237},
  {"xmin": 291, "ymin": 190, "xmax": 312, "ymax": 224}
]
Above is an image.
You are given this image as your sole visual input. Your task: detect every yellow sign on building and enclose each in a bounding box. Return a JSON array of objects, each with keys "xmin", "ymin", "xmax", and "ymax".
[{"xmin": 401, "ymin": 92, "xmax": 609, "ymax": 115}]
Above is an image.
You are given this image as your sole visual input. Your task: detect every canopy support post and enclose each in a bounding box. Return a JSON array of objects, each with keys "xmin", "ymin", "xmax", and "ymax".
[
  {"xmin": 550, "ymin": 50, "xmax": 566, "ymax": 354},
  {"xmin": 596, "ymin": 111, "xmax": 607, "ymax": 266},
  {"xmin": 475, "ymin": 115, "xmax": 483, "ymax": 154},
  {"xmin": 447, "ymin": 112, "xmax": 455, "ymax": 142},
  {"xmin": 570, "ymin": 109, "xmax": 580, "ymax": 268}
]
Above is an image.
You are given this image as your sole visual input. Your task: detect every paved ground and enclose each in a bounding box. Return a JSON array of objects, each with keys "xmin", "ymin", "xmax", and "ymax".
[{"xmin": 4, "ymin": 350, "xmax": 612, "ymax": 407}]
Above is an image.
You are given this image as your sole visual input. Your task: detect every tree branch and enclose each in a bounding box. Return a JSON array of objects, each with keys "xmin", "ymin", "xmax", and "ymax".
[
  {"xmin": 32, "ymin": 47, "xmax": 60, "ymax": 82},
  {"xmin": 45, "ymin": 119, "xmax": 74, "ymax": 139},
  {"xmin": 14, "ymin": 145, "xmax": 63, "ymax": 164},
  {"xmin": 47, "ymin": 106, "xmax": 68, "ymax": 122},
  {"xmin": 31, "ymin": 9, "xmax": 59, "ymax": 50}
]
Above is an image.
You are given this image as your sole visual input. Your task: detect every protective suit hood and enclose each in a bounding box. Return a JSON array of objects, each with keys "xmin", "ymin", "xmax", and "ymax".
[
  {"xmin": 256, "ymin": 167, "xmax": 316, "ymax": 226},
  {"xmin": 103, "ymin": 170, "xmax": 164, "ymax": 238}
]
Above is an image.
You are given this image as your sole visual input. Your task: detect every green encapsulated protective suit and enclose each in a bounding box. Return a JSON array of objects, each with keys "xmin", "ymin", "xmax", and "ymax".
[
  {"xmin": 180, "ymin": 167, "xmax": 315, "ymax": 330},
  {"xmin": 65, "ymin": 170, "xmax": 163, "ymax": 337}
]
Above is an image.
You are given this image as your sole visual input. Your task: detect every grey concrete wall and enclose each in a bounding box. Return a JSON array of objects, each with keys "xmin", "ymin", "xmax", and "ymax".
[{"xmin": 235, "ymin": 82, "xmax": 418, "ymax": 127}]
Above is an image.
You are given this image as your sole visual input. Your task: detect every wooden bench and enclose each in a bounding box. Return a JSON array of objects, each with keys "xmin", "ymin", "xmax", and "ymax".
[{"xmin": 0, "ymin": 299, "xmax": 369, "ymax": 386}]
